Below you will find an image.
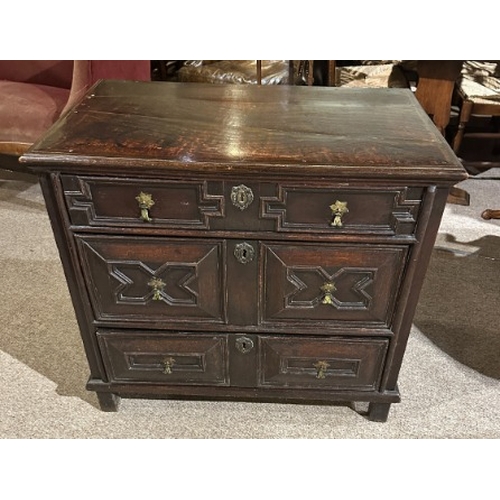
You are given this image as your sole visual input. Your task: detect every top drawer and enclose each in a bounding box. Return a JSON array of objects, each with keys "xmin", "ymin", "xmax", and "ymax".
[
  {"xmin": 61, "ymin": 175, "xmax": 225, "ymax": 230},
  {"xmin": 261, "ymin": 184, "xmax": 423, "ymax": 237},
  {"xmin": 61, "ymin": 175, "xmax": 423, "ymax": 237}
]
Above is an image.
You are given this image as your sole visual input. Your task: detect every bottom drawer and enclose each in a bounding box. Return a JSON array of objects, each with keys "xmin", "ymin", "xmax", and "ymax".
[
  {"xmin": 97, "ymin": 330, "xmax": 388, "ymax": 393},
  {"xmin": 259, "ymin": 336, "xmax": 388, "ymax": 391},
  {"xmin": 97, "ymin": 331, "xmax": 230, "ymax": 386}
]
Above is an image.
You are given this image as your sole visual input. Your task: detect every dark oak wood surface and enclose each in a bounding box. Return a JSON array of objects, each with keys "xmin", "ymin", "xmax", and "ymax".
[{"xmin": 22, "ymin": 81, "xmax": 465, "ymax": 183}]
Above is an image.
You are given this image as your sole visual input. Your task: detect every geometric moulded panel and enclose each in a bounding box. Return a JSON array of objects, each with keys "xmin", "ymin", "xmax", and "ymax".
[
  {"xmin": 261, "ymin": 185, "xmax": 423, "ymax": 237},
  {"xmin": 76, "ymin": 235, "xmax": 226, "ymax": 325},
  {"xmin": 262, "ymin": 243, "xmax": 408, "ymax": 328}
]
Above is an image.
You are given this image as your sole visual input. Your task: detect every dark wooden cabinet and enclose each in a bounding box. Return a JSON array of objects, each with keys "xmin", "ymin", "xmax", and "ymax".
[{"xmin": 21, "ymin": 81, "xmax": 467, "ymax": 421}]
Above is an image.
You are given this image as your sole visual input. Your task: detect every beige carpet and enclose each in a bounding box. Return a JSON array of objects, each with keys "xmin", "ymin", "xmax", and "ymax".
[{"xmin": 1, "ymin": 170, "xmax": 499, "ymax": 438}]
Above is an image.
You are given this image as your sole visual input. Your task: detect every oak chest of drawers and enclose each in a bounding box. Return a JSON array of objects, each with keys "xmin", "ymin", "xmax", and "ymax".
[{"xmin": 21, "ymin": 80, "xmax": 467, "ymax": 421}]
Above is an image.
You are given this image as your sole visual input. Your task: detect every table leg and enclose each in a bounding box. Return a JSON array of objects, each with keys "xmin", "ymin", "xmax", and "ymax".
[
  {"xmin": 367, "ymin": 402, "xmax": 392, "ymax": 422},
  {"xmin": 97, "ymin": 392, "xmax": 121, "ymax": 412}
]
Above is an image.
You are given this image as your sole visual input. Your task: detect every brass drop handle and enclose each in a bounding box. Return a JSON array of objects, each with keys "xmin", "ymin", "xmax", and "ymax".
[
  {"xmin": 314, "ymin": 360, "xmax": 330, "ymax": 379},
  {"xmin": 329, "ymin": 200, "xmax": 349, "ymax": 227},
  {"xmin": 148, "ymin": 277, "xmax": 165, "ymax": 301},
  {"xmin": 136, "ymin": 191, "xmax": 155, "ymax": 222},
  {"xmin": 320, "ymin": 282, "xmax": 336, "ymax": 306},
  {"xmin": 163, "ymin": 357, "xmax": 176, "ymax": 374}
]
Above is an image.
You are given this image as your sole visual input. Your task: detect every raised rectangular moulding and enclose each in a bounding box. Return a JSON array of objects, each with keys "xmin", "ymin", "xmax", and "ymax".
[
  {"xmin": 258, "ymin": 335, "xmax": 389, "ymax": 391},
  {"xmin": 61, "ymin": 175, "xmax": 225, "ymax": 229},
  {"xmin": 261, "ymin": 185, "xmax": 424, "ymax": 237},
  {"xmin": 97, "ymin": 331, "xmax": 230, "ymax": 386}
]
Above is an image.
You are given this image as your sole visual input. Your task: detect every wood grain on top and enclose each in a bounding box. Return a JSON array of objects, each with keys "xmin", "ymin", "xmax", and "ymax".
[{"xmin": 22, "ymin": 80, "xmax": 467, "ymax": 181}]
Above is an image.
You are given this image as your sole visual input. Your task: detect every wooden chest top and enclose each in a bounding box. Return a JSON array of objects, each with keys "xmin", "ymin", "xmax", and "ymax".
[{"xmin": 22, "ymin": 80, "xmax": 466, "ymax": 183}]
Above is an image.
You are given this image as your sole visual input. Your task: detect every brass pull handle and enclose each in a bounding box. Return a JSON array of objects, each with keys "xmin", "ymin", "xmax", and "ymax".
[
  {"xmin": 235, "ymin": 336, "xmax": 254, "ymax": 354},
  {"xmin": 231, "ymin": 184, "xmax": 254, "ymax": 210},
  {"xmin": 136, "ymin": 191, "xmax": 155, "ymax": 222},
  {"xmin": 163, "ymin": 357, "xmax": 175, "ymax": 374},
  {"xmin": 314, "ymin": 360, "xmax": 330, "ymax": 379},
  {"xmin": 234, "ymin": 242, "xmax": 255, "ymax": 264},
  {"xmin": 148, "ymin": 277, "xmax": 165, "ymax": 301},
  {"xmin": 320, "ymin": 282, "xmax": 336, "ymax": 306},
  {"xmin": 329, "ymin": 200, "xmax": 349, "ymax": 227}
]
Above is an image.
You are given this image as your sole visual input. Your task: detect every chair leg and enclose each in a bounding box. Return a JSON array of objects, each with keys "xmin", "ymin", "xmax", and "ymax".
[
  {"xmin": 482, "ymin": 209, "xmax": 500, "ymax": 220},
  {"xmin": 447, "ymin": 186, "xmax": 470, "ymax": 206},
  {"xmin": 453, "ymin": 98, "xmax": 474, "ymax": 154}
]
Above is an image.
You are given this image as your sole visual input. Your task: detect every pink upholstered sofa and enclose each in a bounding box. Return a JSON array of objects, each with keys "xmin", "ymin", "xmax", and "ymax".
[{"xmin": 0, "ymin": 60, "xmax": 150, "ymax": 171}]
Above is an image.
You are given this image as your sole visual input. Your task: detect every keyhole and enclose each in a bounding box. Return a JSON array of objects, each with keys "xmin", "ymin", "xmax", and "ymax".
[
  {"xmin": 234, "ymin": 242, "xmax": 255, "ymax": 264},
  {"xmin": 236, "ymin": 336, "xmax": 254, "ymax": 354},
  {"xmin": 231, "ymin": 185, "xmax": 254, "ymax": 210}
]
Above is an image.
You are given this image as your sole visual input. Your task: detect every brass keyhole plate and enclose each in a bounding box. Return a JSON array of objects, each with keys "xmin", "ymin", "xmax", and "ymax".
[
  {"xmin": 234, "ymin": 242, "xmax": 255, "ymax": 264},
  {"xmin": 231, "ymin": 184, "xmax": 254, "ymax": 210}
]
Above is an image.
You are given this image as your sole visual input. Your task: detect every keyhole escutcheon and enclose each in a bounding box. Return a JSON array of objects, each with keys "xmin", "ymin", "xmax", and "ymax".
[
  {"xmin": 231, "ymin": 184, "xmax": 254, "ymax": 210},
  {"xmin": 235, "ymin": 336, "xmax": 254, "ymax": 354},
  {"xmin": 234, "ymin": 242, "xmax": 255, "ymax": 264}
]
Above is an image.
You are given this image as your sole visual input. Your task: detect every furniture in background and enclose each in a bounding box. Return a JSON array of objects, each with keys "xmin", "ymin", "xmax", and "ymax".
[
  {"xmin": 332, "ymin": 60, "xmax": 472, "ymax": 208},
  {"xmin": 176, "ymin": 60, "xmax": 296, "ymax": 85},
  {"xmin": 415, "ymin": 60, "xmax": 464, "ymax": 136},
  {"xmin": 482, "ymin": 208, "xmax": 500, "ymax": 220},
  {"xmin": 335, "ymin": 62, "xmax": 409, "ymax": 89},
  {"xmin": 452, "ymin": 61, "xmax": 500, "ymax": 163},
  {"xmin": 21, "ymin": 81, "xmax": 466, "ymax": 422},
  {"xmin": 410, "ymin": 60, "xmax": 469, "ymax": 206},
  {"xmin": 451, "ymin": 61, "xmax": 500, "ymax": 220},
  {"xmin": 0, "ymin": 60, "xmax": 151, "ymax": 173},
  {"xmin": 173, "ymin": 60, "xmax": 406, "ymax": 89},
  {"xmin": 0, "ymin": 60, "xmax": 73, "ymax": 171},
  {"xmin": 175, "ymin": 60, "xmax": 335, "ymax": 86}
]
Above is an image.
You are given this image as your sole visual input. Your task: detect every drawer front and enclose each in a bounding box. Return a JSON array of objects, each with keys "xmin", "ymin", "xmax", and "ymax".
[
  {"xmin": 97, "ymin": 331, "xmax": 229, "ymax": 385},
  {"xmin": 259, "ymin": 336, "xmax": 388, "ymax": 391},
  {"xmin": 61, "ymin": 175, "xmax": 225, "ymax": 229},
  {"xmin": 261, "ymin": 185, "xmax": 423, "ymax": 236},
  {"xmin": 262, "ymin": 242, "xmax": 408, "ymax": 328},
  {"xmin": 76, "ymin": 235, "xmax": 226, "ymax": 325},
  {"xmin": 62, "ymin": 176, "xmax": 422, "ymax": 238}
]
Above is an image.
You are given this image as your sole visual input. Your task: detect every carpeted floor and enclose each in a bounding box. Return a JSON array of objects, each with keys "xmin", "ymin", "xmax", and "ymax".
[{"xmin": 1, "ymin": 169, "xmax": 499, "ymax": 438}]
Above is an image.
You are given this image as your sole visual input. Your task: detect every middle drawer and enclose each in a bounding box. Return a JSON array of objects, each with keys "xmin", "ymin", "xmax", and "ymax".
[{"xmin": 76, "ymin": 234, "xmax": 408, "ymax": 331}]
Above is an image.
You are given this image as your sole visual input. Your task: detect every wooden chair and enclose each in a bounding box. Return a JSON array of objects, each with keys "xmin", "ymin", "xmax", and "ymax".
[
  {"xmin": 452, "ymin": 61, "xmax": 500, "ymax": 167},
  {"xmin": 451, "ymin": 61, "xmax": 500, "ymax": 219},
  {"xmin": 412, "ymin": 60, "xmax": 470, "ymax": 206},
  {"xmin": 415, "ymin": 60, "xmax": 464, "ymax": 135}
]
